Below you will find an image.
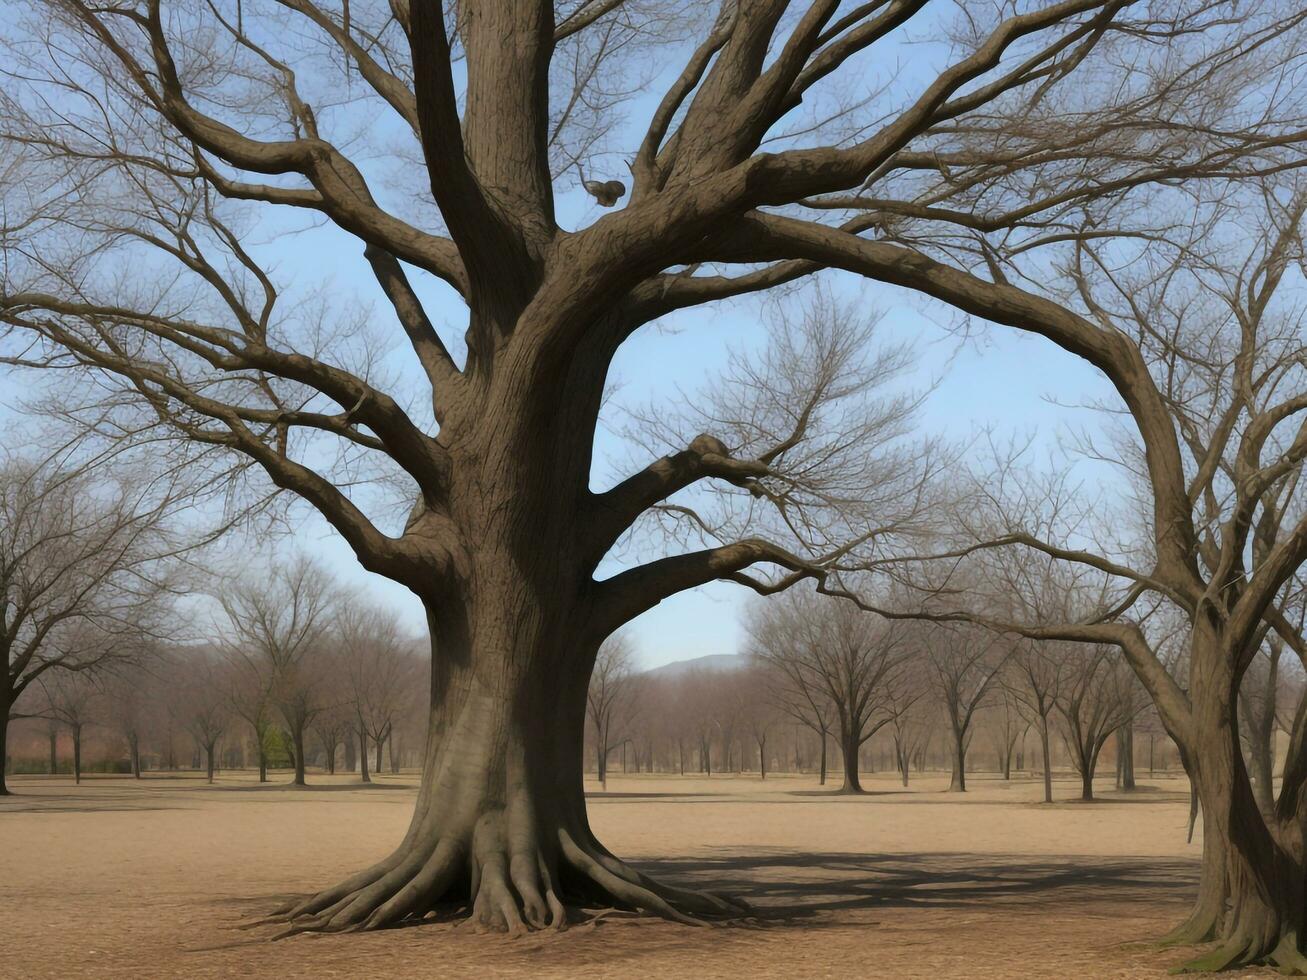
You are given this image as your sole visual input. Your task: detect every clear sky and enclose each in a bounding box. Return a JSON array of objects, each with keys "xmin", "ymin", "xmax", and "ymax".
[{"xmin": 0, "ymin": 7, "xmax": 1123, "ymax": 671}]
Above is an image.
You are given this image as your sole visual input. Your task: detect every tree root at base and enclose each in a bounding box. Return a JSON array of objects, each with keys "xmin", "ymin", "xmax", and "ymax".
[{"xmin": 243, "ymin": 827, "xmax": 750, "ymax": 939}]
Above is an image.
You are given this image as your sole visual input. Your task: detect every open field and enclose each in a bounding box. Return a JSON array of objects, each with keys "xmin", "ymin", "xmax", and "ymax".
[{"xmin": 0, "ymin": 768, "xmax": 1259, "ymax": 979}]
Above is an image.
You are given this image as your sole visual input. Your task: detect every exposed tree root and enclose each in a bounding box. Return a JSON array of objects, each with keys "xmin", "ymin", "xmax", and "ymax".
[
  {"xmin": 245, "ymin": 822, "xmax": 750, "ymax": 939},
  {"xmin": 1169, "ymin": 924, "xmax": 1307, "ymax": 975}
]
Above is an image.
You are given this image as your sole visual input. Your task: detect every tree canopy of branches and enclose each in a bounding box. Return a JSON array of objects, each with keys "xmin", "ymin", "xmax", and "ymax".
[
  {"xmin": 1, "ymin": 0, "xmax": 1305, "ymax": 959},
  {"xmin": 1, "ymin": 454, "xmax": 177, "ymax": 794}
]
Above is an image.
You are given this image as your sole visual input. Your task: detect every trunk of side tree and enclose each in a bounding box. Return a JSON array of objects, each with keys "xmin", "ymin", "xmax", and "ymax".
[
  {"xmin": 949, "ymin": 729, "xmax": 967, "ymax": 792},
  {"xmin": 1160, "ymin": 627, "xmax": 1307, "ymax": 972},
  {"xmin": 818, "ymin": 731, "xmax": 827, "ymax": 786},
  {"xmin": 358, "ymin": 728, "xmax": 371, "ymax": 784},
  {"xmin": 757, "ymin": 737, "xmax": 767, "ymax": 780},
  {"xmin": 325, "ymin": 739, "xmax": 337, "ymax": 775},
  {"xmin": 205, "ymin": 743, "xmax": 216, "ymax": 784},
  {"xmin": 72, "ymin": 727, "xmax": 82, "ymax": 784},
  {"xmin": 48, "ymin": 729, "xmax": 57, "ymax": 776},
  {"xmin": 129, "ymin": 734, "xmax": 141, "ymax": 778}
]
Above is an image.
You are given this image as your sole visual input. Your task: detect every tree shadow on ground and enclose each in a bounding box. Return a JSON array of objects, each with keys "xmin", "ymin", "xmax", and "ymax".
[{"xmin": 629, "ymin": 850, "xmax": 1199, "ymax": 922}]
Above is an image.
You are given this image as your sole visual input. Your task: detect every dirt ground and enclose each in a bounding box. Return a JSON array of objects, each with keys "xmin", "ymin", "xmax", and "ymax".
[{"xmin": 0, "ymin": 768, "xmax": 1262, "ymax": 979}]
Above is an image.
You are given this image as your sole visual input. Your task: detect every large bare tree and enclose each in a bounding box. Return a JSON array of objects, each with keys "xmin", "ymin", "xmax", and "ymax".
[{"xmin": 2, "ymin": 0, "xmax": 1306, "ymax": 957}]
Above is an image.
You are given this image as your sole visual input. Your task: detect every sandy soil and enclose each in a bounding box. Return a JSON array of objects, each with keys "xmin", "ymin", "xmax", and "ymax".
[{"xmin": 0, "ymin": 768, "xmax": 1259, "ymax": 979}]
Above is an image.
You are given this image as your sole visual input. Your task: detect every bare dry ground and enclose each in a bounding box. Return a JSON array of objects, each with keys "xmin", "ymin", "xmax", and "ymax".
[{"xmin": 0, "ymin": 768, "xmax": 1265, "ymax": 979}]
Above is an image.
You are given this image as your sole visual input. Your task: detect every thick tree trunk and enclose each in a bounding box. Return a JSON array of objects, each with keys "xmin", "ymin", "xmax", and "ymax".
[
  {"xmin": 268, "ymin": 602, "xmax": 745, "ymax": 935},
  {"xmin": 949, "ymin": 730, "xmax": 966, "ymax": 792},
  {"xmin": 1160, "ymin": 630, "xmax": 1307, "ymax": 973}
]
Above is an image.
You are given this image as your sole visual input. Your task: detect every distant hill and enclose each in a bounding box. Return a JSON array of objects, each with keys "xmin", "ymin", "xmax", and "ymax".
[{"xmin": 643, "ymin": 653, "xmax": 746, "ymax": 679}]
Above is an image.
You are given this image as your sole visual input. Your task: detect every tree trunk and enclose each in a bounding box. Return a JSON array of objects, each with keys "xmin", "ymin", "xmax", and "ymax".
[
  {"xmin": 1118, "ymin": 724, "xmax": 1136, "ymax": 791},
  {"xmin": 205, "ymin": 743, "xmax": 215, "ymax": 784},
  {"xmin": 130, "ymin": 734, "xmax": 141, "ymax": 778},
  {"xmin": 48, "ymin": 728, "xmax": 58, "ymax": 776},
  {"xmin": 73, "ymin": 727, "xmax": 82, "ymax": 785},
  {"xmin": 818, "ymin": 731, "xmax": 827, "ymax": 786},
  {"xmin": 1159, "ymin": 652, "xmax": 1307, "ymax": 973},
  {"xmin": 375, "ymin": 733, "xmax": 385, "ymax": 779},
  {"xmin": 273, "ymin": 608, "xmax": 745, "ymax": 935},
  {"xmin": 949, "ymin": 729, "xmax": 966, "ymax": 792},
  {"xmin": 839, "ymin": 726, "xmax": 862, "ymax": 794},
  {"xmin": 291, "ymin": 724, "xmax": 307, "ymax": 786},
  {"xmin": 359, "ymin": 728, "xmax": 371, "ymax": 784},
  {"xmin": 325, "ymin": 739, "xmax": 337, "ymax": 775},
  {"xmin": 1040, "ymin": 715, "xmax": 1053, "ymax": 804},
  {"xmin": 758, "ymin": 736, "xmax": 767, "ymax": 780}
]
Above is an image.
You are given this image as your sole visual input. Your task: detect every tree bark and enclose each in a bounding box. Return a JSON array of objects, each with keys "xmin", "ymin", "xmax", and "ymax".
[
  {"xmin": 49, "ymin": 728, "xmax": 58, "ymax": 776},
  {"xmin": 358, "ymin": 727, "xmax": 371, "ymax": 784},
  {"xmin": 818, "ymin": 731, "xmax": 827, "ymax": 786},
  {"xmin": 271, "ymin": 606, "xmax": 745, "ymax": 934},
  {"xmin": 129, "ymin": 733, "xmax": 141, "ymax": 778},
  {"xmin": 375, "ymin": 732, "xmax": 385, "ymax": 779},
  {"xmin": 72, "ymin": 726, "xmax": 82, "ymax": 784},
  {"xmin": 205, "ymin": 742, "xmax": 216, "ymax": 784}
]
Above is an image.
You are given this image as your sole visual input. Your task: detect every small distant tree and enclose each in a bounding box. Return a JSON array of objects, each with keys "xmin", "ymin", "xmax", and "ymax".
[
  {"xmin": 181, "ymin": 653, "xmax": 229, "ymax": 784},
  {"xmin": 1007, "ymin": 642, "xmax": 1066, "ymax": 804},
  {"xmin": 750, "ymin": 589, "xmax": 907, "ymax": 794},
  {"xmin": 586, "ymin": 635, "xmax": 637, "ymax": 790},
  {"xmin": 36, "ymin": 669, "xmax": 99, "ymax": 784},
  {"xmin": 218, "ymin": 558, "xmax": 336, "ymax": 786},
  {"xmin": 925, "ymin": 626, "xmax": 1008, "ymax": 793},
  {"xmin": 338, "ymin": 601, "xmax": 416, "ymax": 784},
  {"xmin": 1055, "ymin": 646, "xmax": 1140, "ymax": 801}
]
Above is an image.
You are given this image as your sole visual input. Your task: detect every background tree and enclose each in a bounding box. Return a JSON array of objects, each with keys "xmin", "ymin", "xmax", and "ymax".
[
  {"xmin": 0, "ymin": 455, "xmax": 176, "ymax": 794},
  {"xmin": 1007, "ymin": 641, "xmax": 1065, "ymax": 804},
  {"xmin": 586, "ymin": 634, "xmax": 638, "ymax": 790},
  {"xmin": 750, "ymin": 588, "xmax": 906, "ymax": 793},
  {"xmin": 35, "ymin": 668, "xmax": 99, "ymax": 784},
  {"xmin": 338, "ymin": 600, "xmax": 418, "ymax": 784},
  {"xmin": 925, "ymin": 625, "xmax": 1007, "ymax": 793},
  {"xmin": 180, "ymin": 652, "xmax": 229, "ymax": 784},
  {"xmin": 218, "ymin": 558, "xmax": 335, "ymax": 787}
]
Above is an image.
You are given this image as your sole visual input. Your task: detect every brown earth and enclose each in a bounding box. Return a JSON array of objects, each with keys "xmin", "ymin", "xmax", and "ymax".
[{"xmin": 0, "ymin": 768, "xmax": 1266, "ymax": 979}]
